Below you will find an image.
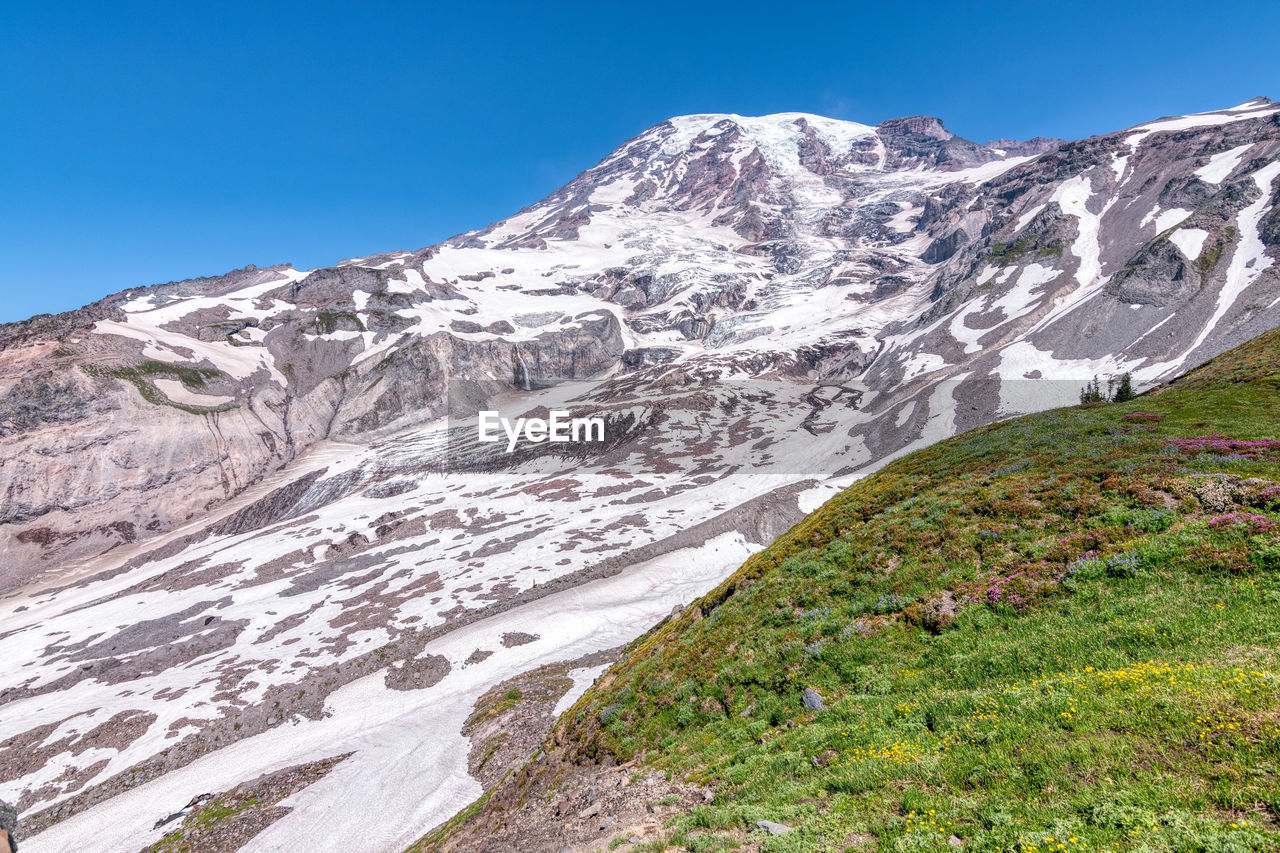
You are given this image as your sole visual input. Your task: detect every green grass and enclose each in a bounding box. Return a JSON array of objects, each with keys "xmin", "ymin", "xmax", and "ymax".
[
  {"xmin": 984, "ymin": 235, "xmax": 1063, "ymax": 266},
  {"xmin": 468, "ymin": 688, "xmax": 524, "ymax": 727},
  {"xmin": 544, "ymin": 326, "xmax": 1280, "ymax": 852},
  {"xmin": 1194, "ymin": 227, "xmax": 1238, "ymax": 279},
  {"xmin": 85, "ymin": 360, "xmax": 233, "ymax": 414},
  {"xmin": 476, "ymin": 733, "xmax": 510, "ymax": 772},
  {"xmin": 314, "ymin": 310, "xmax": 365, "ymax": 333},
  {"xmin": 404, "ymin": 788, "xmax": 496, "ymax": 853},
  {"xmin": 145, "ymin": 794, "xmax": 260, "ymax": 852}
]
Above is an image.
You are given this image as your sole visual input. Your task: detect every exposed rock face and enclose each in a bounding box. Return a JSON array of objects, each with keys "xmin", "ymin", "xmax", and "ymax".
[
  {"xmin": 0, "ymin": 271, "xmax": 624, "ymax": 588},
  {"xmin": 0, "ymin": 798, "xmax": 15, "ymax": 843},
  {"xmin": 873, "ymin": 114, "xmax": 1001, "ymax": 170},
  {"xmin": 986, "ymin": 136, "xmax": 1065, "ymax": 156},
  {"xmin": 3, "ymin": 97, "xmax": 1280, "ymax": 852}
]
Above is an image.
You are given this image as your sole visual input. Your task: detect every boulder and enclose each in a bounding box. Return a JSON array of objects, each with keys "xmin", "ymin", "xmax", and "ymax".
[{"xmin": 756, "ymin": 819, "xmax": 793, "ymax": 836}]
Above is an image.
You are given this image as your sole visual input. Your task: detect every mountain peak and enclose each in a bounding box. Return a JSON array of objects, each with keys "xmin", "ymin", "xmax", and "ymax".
[
  {"xmin": 877, "ymin": 114, "xmax": 954, "ymax": 140},
  {"xmin": 1231, "ymin": 95, "xmax": 1273, "ymax": 109},
  {"xmin": 654, "ymin": 111, "xmax": 877, "ymax": 168}
]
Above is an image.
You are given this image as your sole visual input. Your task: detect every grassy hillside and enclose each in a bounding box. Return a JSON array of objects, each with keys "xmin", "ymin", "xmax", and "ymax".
[{"xmin": 543, "ymin": 329, "xmax": 1280, "ymax": 852}]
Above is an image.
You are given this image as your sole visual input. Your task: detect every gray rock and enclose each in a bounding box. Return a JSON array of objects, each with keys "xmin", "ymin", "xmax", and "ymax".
[
  {"xmin": 922, "ymin": 228, "xmax": 970, "ymax": 264},
  {"xmin": 500, "ymin": 631, "xmax": 539, "ymax": 648},
  {"xmin": 383, "ymin": 653, "xmax": 451, "ymax": 692},
  {"xmin": 0, "ymin": 798, "xmax": 15, "ymax": 841},
  {"xmin": 756, "ymin": 819, "xmax": 793, "ymax": 835},
  {"xmin": 802, "ymin": 687, "xmax": 826, "ymax": 711}
]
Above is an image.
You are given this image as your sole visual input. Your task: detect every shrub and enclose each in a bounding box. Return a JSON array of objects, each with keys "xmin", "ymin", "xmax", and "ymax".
[{"xmin": 1102, "ymin": 505, "xmax": 1176, "ymax": 533}]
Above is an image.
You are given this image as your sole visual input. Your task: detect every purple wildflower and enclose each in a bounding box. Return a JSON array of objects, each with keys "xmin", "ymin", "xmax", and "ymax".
[{"xmin": 1208, "ymin": 512, "xmax": 1276, "ymax": 533}]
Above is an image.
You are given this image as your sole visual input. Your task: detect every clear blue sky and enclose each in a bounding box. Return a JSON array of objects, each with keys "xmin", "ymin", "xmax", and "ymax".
[{"xmin": 2, "ymin": 0, "xmax": 1277, "ymax": 323}]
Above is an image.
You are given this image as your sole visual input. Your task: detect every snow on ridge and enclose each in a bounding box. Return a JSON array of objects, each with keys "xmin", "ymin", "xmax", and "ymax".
[
  {"xmin": 1220, "ymin": 97, "xmax": 1273, "ymax": 114},
  {"xmin": 1124, "ymin": 106, "xmax": 1279, "ymax": 149},
  {"xmin": 660, "ymin": 111, "xmax": 876, "ymax": 169}
]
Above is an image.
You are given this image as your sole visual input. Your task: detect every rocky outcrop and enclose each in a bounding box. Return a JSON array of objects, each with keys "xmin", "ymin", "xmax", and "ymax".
[
  {"xmin": 985, "ymin": 136, "xmax": 1065, "ymax": 156},
  {"xmin": 874, "ymin": 115, "xmax": 1001, "ymax": 170},
  {"xmin": 0, "ymin": 798, "xmax": 16, "ymax": 850}
]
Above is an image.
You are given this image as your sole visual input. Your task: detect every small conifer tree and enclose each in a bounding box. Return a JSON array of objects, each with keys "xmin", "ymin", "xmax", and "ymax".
[
  {"xmin": 1113, "ymin": 372, "xmax": 1136, "ymax": 403},
  {"xmin": 1079, "ymin": 376, "xmax": 1105, "ymax": 405}
]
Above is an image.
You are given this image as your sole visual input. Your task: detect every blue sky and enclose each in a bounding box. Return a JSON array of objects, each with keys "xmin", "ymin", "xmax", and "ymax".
[{"xmin": 2, "ymin": 0, "xmax": 1277, "ymax": 323}]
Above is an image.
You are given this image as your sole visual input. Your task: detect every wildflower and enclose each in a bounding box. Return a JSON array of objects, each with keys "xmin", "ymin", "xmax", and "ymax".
[
  {"xmin": 1208, "ymin": 512, "xmax": 1276, "ymax": 533},
  {"xmin": 1167, "ymin": 435, "xmax": 1280, "ymax": 458}
]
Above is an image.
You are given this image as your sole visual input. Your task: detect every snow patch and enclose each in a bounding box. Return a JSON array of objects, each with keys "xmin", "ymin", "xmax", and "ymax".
[
  {"xmin": 1110, "ymin": 153, "xmax": 1130, "ymax": 183},
  {"xmin": 552, "ymin": 664, "xmax": 611, "ymax": 716},
  {"xmin": 992, "ymin": 263, "xmax": 1062, "ymax": 322},
  {"xmin": 900, "ymin": 352, "xmax": 947, "ymax": 380},
  {"xmin": 1015, "ymin": 203, "xmax": 1046, "ymax": 232},
  {"xmin": 1154, "ymin": 208, "xmax": 1190, "ymax": 234},
  {"xmin": 1169, "ymin": 228, "xmax": 1209, "ymax": 260},
  {"xmin": 152, "ymin": 379, "xmax": 234, "ymax": 408},
  {"xmin": 1195, "ymin": 144, "xmax": 1253, "ymax": 185}
]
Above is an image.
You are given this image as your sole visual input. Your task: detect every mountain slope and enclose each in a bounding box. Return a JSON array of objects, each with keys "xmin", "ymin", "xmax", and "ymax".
[
  {"xmin": 4, "ymin": 98, "xmax": 1278, "ymax": 586},
  {"xmin": 2, "ymin": 97, "xmax": 1280, "ymax": 852},
  {"xmin": 430, "ymin": 325, "xmax": 1280, "ymax": 853}
]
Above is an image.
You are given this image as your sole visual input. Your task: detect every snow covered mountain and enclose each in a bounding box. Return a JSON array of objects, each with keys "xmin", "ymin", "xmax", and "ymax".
[{"xmin": 2, "ymin": 96, "xmax": 1279, "ymax": 851}]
